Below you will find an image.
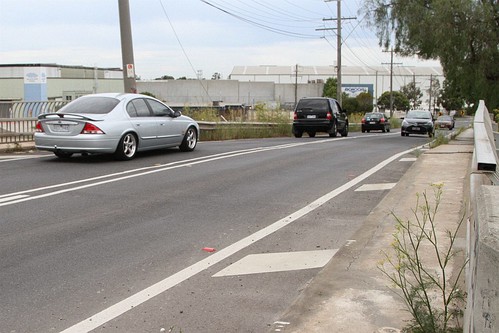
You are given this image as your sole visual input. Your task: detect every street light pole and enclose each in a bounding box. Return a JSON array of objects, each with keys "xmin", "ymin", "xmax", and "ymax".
[{"xmin": 118, "ymin": 0, "xmax": 137, "ymax": 93}]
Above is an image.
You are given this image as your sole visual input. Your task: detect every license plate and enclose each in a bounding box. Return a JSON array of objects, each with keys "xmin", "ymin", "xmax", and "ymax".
[
  {"xmin": 369, "ymin": 121, "xmax": 376, "ymax": 124},
  {"xmin": 52, "ymin": 124, "xmax": 70, "ymax": 132},
  {"xmin": 412, "ymin": 126, "xmax": 420, "ymax": 131},
  {"xmin": 306, "ymin": 115, "xmax": 317, "ymax": 119}
]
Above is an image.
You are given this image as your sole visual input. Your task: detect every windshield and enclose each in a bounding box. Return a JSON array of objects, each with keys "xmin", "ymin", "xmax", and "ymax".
[
  {"xmin": 407, "ymin": 110, "xmax": 432, "ymax": 119},
  {"xmin": 59, "ymin": 97, "xmax": 120, "ymax": 114},
  {"xmin": 296, "ymin": 99, "xmax": 329, "ymax": 112}
]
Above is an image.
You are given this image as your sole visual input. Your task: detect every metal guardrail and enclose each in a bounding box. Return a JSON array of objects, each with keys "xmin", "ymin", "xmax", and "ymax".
[
  {"xmin": 0, "ymin": 118, "xmax": 282, "ymax": 144},
  {"xmin": 0, "ymin": 101, "xmax": 68, "ymax": 118}
]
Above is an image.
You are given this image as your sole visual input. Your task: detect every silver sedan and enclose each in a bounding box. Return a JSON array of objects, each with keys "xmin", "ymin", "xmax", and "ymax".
[{"xmin": 35, "ymin": 93, "xmax": 199, "ymax": 160}]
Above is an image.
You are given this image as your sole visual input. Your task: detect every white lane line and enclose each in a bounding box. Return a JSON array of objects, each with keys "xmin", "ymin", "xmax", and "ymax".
[
  {"xmin": 355, "ymin": 183, "xmax": 397, "ymax": 191},
  {"xmin": 0, "ymin": 139, "xmax": 344, "ymax": 207},
  {"xmin": 212, "ymin": 250, "xmax": 338, "ymax": 277},
  {"xmin": 59, "ymin": 146, "xmax": 417, "ymax": 333},
  {"xmin": 0, "ymin": 194, "xmax": 29, "ymax": 203}
]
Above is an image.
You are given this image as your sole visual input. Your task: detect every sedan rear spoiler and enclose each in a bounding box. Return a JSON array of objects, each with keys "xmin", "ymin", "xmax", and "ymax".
[{"xmin": 38, "ymin": 113, "xmax": 102, "ymax": 122}]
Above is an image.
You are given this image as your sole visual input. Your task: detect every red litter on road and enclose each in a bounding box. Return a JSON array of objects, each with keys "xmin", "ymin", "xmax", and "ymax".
[{"xmin": 202, "ymin": 247, "xmax": 216, "ymax": 253}]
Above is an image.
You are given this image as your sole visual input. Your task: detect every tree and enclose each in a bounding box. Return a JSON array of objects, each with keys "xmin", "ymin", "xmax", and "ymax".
[
  {"xmin": 440, "ymin": 80, "xmax": 465, "ymax": 111},
  {"xmin": 400, "ymin": 82, "xmax": 423, "ymax": 109},
  {"xmin": 155, "ymin": 75, "xmax": 174, "ymax": 80},
  {"xmin": 323, "ymin": 77, "xmax": 338, "ymax": 99},
  {"xmin": 342, "ymin": 96, "xmax": 360, "ymax": 113},
  {"xmin": 363, "ymin": 0, "xmax": 499, "ymax": 109},
  {"xmin": 356, "ymin": 92, "xmax": 374, "ymax": 112},
  {"xmin": 377, "ymin": 91, "xmax": 410, "ymax": 111}
]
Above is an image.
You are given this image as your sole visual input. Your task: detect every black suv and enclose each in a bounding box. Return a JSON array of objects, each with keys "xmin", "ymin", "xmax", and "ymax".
[{"xmin": 292, "ymin": 97, "xmax": 348, "ymax": 138}]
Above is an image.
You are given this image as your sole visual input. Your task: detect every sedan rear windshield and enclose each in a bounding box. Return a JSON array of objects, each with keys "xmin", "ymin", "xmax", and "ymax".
[{"xmin": 59, "ymin": 97, "xmax": 120, "ymax": 114}]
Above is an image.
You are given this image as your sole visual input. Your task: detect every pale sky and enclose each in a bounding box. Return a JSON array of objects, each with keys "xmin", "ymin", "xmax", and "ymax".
[{"xmin": 0, "ymin": 0, "xmax": 440, "ymax": 80}]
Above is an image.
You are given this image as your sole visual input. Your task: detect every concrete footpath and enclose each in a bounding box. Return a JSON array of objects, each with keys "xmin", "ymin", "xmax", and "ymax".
[{"xmin": 269, "ymin": 129, "xmax": 474, "ymax": 333}]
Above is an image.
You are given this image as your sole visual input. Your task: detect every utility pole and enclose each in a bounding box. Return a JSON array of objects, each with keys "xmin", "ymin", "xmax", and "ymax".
[
  {"xmin": 320, "ymin": 0, "xmax": 355, "ymax": 107},
  {"xmin": 294, "ymin": 64, "xmax": 299, "ymax": 106},
  {"xmin": 118, "ymin": 0, "xmax": 137, "ymax": 93},
  {"xmin": 428, "ymin": 74, "xmax": 433, "ymax": 115},
  {"xmin": 382, "ymin": 49, "xmax": 402, "ymax": 118}
]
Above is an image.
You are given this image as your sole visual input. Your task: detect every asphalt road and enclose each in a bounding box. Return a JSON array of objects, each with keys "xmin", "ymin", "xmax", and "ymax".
[{"xmin": 0, "ymin": 130, "xmax": 440, "ymax": 332}]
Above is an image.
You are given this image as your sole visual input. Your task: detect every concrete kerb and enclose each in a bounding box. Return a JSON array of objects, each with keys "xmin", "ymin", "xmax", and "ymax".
[{"xmin": 269, "ymin": 129, "xmax": 474, "ymax": 333}]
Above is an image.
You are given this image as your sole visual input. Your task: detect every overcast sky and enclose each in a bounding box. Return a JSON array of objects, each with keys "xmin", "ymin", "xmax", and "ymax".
[{"xmin": 0, "ymin": 0, "xmax": 440, "ymax": 80}]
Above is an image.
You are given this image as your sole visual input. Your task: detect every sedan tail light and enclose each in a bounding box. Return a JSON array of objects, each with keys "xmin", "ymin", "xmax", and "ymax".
[
  {"xmin": 380, "ymin": 118, "xmax": 386, "ymax": 123},
  {"xmin": 81, "ymin": 123, "xmax": 105, "ymax": 134},
  {"xmin": 35, "ymin": 121, "xmax": 44, "ymax": 133},
  {"xmin": 361, "ymin": 118, "xmax": 366, "ymax": 124}
]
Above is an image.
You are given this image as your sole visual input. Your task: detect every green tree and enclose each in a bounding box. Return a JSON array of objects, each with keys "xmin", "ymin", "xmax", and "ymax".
[
  {"xmin": 363, "ymin": 0, "xmax": 499, "ymax": 109},
  {"xmin": 400, "ymin": 81, "xmax": 423, "ymax": 109},
  {"xmin": 440, "ymin": 80, "xmax": 465, "ymax": 111},
  {"xmin": 323, "ymin": 77, "xmax": 338, "ymax": 98},
  {"xmin": 377, "ymin": 91, "xmax": 410, "ymax": 112},
  {"xmin": 342, "ymin": 96, "xmax": 360, "ymax": 113},
  {"xmin": 356, "ymin": 92, "xmax": 374, "ymax": 112},
  {"xmin": 155, "ymin": 75, "xmax": 174, "ymax": 80}
]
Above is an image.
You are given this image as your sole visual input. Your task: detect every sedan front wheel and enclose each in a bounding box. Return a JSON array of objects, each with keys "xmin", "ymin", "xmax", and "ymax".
[{"xmin": 179, "ymin": 126, "xmax": 198, "ymax": 152}]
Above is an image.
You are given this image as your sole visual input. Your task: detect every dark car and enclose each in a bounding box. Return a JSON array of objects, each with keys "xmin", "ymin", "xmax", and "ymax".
[
  {"xmin": 401, "ymin": 110, "xmax": 435, "ymax": 137},
  {"xmin": 361, "ymin": 112, "xmax": 391, "ymax": 133},
  {"xmin": 292, "ymin": 97, "xmax": 348, "ymax": 138},
  {"xmin": 435, "ymin": 115, "xmax": 455, "ymax": 130}
]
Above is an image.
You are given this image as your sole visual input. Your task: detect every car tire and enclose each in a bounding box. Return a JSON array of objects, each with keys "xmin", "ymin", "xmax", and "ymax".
[
  {"xmin": 387, "ymin": 127, "xmax": 390, "ymax": 132},
  {"xmin": 340, "ymin": 123, "xmax": 348, "ymax": 137},
  {"xmin": 361, "ymin": 129, "xmax": 365, "ymax": 133},
  {"xmin": 179, "ymin": 126, "xmax": 198, "ymax": 152},
  {"xmin": 328, "ymin": 122, "xmax": 337, "ymax": 137},
  {"xmin": 114, "ymin": 132, "xmax": 138, "ymax": 160},
  {"xmin": 54, "ymin": 151, "xmax": 73, "ymax": 158},
  {"xmin": 308, "ymin": 132, "xmax": 316, "ymax": 138}
]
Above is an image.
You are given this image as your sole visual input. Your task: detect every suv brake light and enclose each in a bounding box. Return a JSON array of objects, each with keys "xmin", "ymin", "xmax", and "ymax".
[
  {"xmin": 293, "ymin": 112, "xmax": 298, "ymax": 120},
  {"xmin": 326, "ymin": 112, "xmax": 332, "ymax": 120},
  {"xmin": 81, "ymin": 123, "xmax": 105, "ymax": 134}
]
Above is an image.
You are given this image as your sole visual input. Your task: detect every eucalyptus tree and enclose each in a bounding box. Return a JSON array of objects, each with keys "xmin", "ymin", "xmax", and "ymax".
[{"xmin": 363, "ymin": 0, "xmax": 499, "ymax": 109}]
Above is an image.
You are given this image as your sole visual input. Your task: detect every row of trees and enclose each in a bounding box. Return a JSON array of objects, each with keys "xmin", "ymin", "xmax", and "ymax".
[{"xmin": 323, "ymin": 77, "xmax": 445, "ymax": 114}]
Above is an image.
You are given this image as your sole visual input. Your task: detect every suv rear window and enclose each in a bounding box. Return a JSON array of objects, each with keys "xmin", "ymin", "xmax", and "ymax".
[
  {"xmin": 296, "ymin": 99, "xmax": 329, "ymax": 112},
  {"xmin": 59, "ymin": 97, "xmax": 120, "ymax": 114}
]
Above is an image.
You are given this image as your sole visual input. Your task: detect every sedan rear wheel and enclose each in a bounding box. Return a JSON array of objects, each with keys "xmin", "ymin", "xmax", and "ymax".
[
  {"xmin": 114, "ymin": 133, "xmax": 137, "ymax": 160},
  {"xmin": 179, "ymin": 126, "xmax": 198, "ymax": 152}
]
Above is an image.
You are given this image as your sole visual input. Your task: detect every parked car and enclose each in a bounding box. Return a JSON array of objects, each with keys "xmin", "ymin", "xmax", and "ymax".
[
  {"xmin": 292, "ymin": 97, "xmax": 348, "ymax": 138},
  {"xmin": 401, "ymin": 110, "xmax": 435, "ymax": 137},
  {"xmin": 35, "ymin": 93, "xmax": 199, "ymax": 160},
  {"xmin": 435, "ymin": 115, "xmax": 455, "ymax": 130},
  {"xmin": 361, "ymin": 112, "xmax": 391, "ymax": 133}
]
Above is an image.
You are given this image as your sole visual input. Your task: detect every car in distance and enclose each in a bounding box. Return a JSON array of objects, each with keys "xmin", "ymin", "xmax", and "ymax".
[
  {"xmin": 434, "ymin": 115, "xmax": 455, "ymax": 130},
  {"xmin": 400, "ymin": 110, "xmax": 435, "ymax": 137},
  {"xmin": 361, "ymin": 112, "xmax": 391, "ymax": 133},
  {"xmin": 35, "ymin": 93, "xmax": 199, "ymax": 160},
  {"xmin": 292, "ymin": 97, "xmax": 348, "ymax": 138}
]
